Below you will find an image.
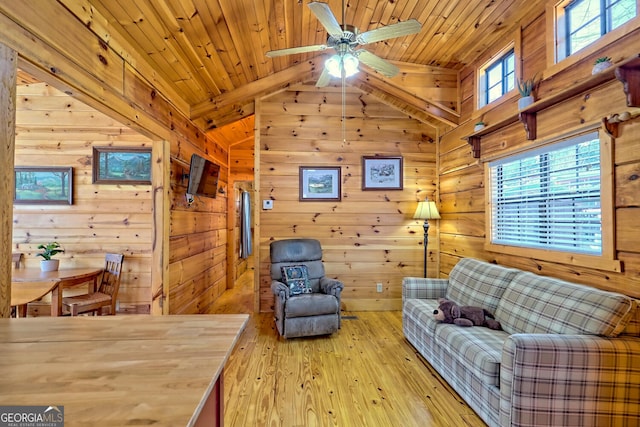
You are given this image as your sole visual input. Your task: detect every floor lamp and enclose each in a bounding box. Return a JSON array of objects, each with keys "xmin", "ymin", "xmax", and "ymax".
[{"xmin": 413, "ymin": 199, "xmax": 440, "ymax": 278}]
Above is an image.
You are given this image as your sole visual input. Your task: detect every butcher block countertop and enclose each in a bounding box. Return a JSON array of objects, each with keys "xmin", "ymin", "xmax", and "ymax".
[{"xmin": 0, "ymin": 314, "xmax": 249, "ymax": 426}]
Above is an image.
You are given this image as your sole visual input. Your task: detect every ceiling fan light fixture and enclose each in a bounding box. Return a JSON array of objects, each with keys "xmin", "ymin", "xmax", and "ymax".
[
  {"xmin": 325, "ymin": 53, "xmax": 359, "ymax": 78},
  {"xmin": 325, "ymin": 55, "xmax": 341, "ymax": 78},
  {"xmin": 343, "ymin": 53, "xmax": 359, "ymax": 77}
]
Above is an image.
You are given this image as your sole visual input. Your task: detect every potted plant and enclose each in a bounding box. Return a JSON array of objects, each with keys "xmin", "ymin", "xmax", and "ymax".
[
  {"xmin": 592, "ymin": 56, "xmax": 613, "ymax": 74},
  {"xmin": 474, "ymin": 121, "xmax": 486, "ymax": 132},
  {"xmin": 517, "ymin": 76, "xmax": 537, "ymax": 110},
  {"xmin": 37, "ymin": 242, "xmax": 65, "ymax": 271}
]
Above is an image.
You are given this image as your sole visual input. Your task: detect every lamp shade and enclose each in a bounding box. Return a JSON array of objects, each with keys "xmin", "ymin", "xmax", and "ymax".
[
  {"xmin": 342, "ymin": 53, "xmax": 359, "ymax": 76},
  {"xmin": 325, "ymin": 55, "xmax": 341, "ymax": 77},
  {"xmin": 326, "ymin": 53, "xmax": 359, "ymax": 78},
  {"xmin": 413, "ymin": 200, "xmax": 440, "ymax": 220}
]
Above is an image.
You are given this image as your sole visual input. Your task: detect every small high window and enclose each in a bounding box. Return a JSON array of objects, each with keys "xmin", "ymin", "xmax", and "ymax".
[
  {"xmin": 556, "ymin": 0, "xmax": 637, "ymax": 61},
  {"xmin": 478, "ymin": 48, "xmax": 515, "ymax": 108}
]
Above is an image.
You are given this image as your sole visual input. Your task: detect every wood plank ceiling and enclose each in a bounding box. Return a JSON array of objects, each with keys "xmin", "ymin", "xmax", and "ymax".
[{"xmin": 79, "ymin": 0, "xmax": 544, "ymax": 139}]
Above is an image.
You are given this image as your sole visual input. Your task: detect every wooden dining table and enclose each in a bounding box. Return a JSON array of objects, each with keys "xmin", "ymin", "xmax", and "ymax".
[
  {"xmin": 0, "ymin": 314, "xmax": 249, "ymax": 426},
  {"xmin": 11, "ymin": 267, "xmax": 103, "ymax": 316}
]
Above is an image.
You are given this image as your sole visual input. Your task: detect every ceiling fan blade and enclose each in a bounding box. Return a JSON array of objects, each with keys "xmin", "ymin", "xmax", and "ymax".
[
  {"xmin": 356, "ymin": 50, "xmax": 399, "ymax": 78},
  {"xmin": 315, "ymin": 67, "xmax": 332, "ymax": 87},
  {"xmin": 357, "ymin": 19, "xmax": 422, "ymax": 45},
  {"xmin": 308, "ymin": 2, "xmax": 344, "ymax": 39},
  {"xmin": 266, "ymin": 44, "xmax": 328, "ymax": 58}
]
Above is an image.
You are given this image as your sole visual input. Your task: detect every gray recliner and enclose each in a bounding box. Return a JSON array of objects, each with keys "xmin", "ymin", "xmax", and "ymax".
[{"xmin": 270, "ymin": 238, "xmax": 343, "ymax": 338}]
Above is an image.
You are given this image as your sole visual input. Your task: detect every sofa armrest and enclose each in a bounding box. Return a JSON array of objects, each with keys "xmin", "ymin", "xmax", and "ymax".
[
  {"xmin": 320, "ymin": 277, "xmax": 343, "ymax": 298},
  {"xmin": 402, "ymin": 277, "xmax": 448, "ymax": 302},
  {"xmin": 271, "ymin": 280, "xmax": 290, "ymax": 301},
  {"xmin": 500, "ymin": 333, "xmax": 640, "ymax": 426}
]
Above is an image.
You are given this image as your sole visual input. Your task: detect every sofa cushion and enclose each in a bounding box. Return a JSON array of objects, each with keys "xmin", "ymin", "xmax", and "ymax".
[
  {"xmin": 620, "ymin": 300, "xmax": 640, "ymax": 337},
  {"xmin": 285, "ymin": 293, "xmax": 338, "ymax": 318},
  {"xmin": 495, "ymin": 272, "xmax": 635, "ymax": 337},
  {"xmin": 446, "ymin": 258, "xmax": 520, "ymax": 313},
  {"xmin": 434, "ymin": 324, "xmax": 508, "ymax": 387}
]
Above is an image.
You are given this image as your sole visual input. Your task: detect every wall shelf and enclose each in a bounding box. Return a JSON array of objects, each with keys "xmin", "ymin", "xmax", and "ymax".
[{"xmin": 463, "ymin": 54, "xmax": 640, "ymax": 158}]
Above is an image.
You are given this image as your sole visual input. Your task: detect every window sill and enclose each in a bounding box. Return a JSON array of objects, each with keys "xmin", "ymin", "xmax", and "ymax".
[{"xmin": 485, "ymin": 243, "xmax": 623, "ymax": 273}]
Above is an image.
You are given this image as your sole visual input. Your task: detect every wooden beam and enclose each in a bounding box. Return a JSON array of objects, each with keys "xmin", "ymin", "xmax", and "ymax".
[
  {"xmin": 198, "ymin": 100, "xmax": 256, "ymax": 131},
  {"xmin": 152, "ymin": 140, "xmax": 170, "ymax": 315},
  {"xmin": 190, "ymin": 59, "xmax": 321, "ymax": 120},
  {"xmin": 352, "ymin": 72, "xmax": 460, "ymax": 127},
  {"xmin": 0, "ymin": 42, "xmax": 16, "ymax": 318}
]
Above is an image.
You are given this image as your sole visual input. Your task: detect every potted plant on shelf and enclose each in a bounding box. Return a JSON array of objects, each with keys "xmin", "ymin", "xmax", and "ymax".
[
  {"xmin": 474, "ymin": 120, "xmax": 486, "ymax": 132},
  {"xmin": 517, "ymin": 76, "xmax": 537, "ymax": 110},
  {"xmin": 592, "ymin": 56, "xmax": 613, "ymax": 74},
  {"xmin": 37, "ymin": 242, "xmax": 65, "ymax": 271}
]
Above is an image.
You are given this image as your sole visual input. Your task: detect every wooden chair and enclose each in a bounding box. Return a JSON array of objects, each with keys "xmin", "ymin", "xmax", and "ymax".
[
  {"xmin": 62, "ymin": 253, "xmax": 124, "ymax": 316},
  {"xmin": 12, "ymin": 252, "xmax": 23, "ymax": 268},
  {"xmin": 11, "ymin": 253, "xmax": 24, "ymax": 317}
]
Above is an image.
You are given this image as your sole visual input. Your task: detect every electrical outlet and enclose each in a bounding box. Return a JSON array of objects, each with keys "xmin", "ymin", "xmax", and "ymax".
[{"xmin": 376, "ymin": 282, "xmax": 383, "ymax": 293}]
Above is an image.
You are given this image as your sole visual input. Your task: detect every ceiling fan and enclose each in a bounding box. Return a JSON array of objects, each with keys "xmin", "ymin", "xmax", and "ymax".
[{"xmin": 265, "ymin": 1, "xmax": 422, "ymax": 87}]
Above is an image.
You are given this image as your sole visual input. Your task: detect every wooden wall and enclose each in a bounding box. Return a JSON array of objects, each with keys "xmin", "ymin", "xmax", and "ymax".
[
  {"xmin": 439, "ymin": 15, "xmax": 640, "ymax": 298},
  {"xmin": 168, "ymin": 152, "xmax": 229, "ymax": 314},
  {"xmin": 13, "ymin": 82, "xmax": 153, "ymax": 314},
  {"xmin": 257, "ymin": 83, "xmax": 438, "ymax": 312}
]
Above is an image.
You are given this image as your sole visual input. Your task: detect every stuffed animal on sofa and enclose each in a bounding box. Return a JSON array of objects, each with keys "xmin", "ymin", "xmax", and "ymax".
[{"xmin": 433, "ymin": 298, "xmax": 502, "ymax": 330}]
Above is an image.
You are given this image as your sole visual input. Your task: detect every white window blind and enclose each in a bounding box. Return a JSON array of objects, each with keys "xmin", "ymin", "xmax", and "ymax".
[{"xmin": 489, "ymin": 132, "xmax": 601, "ymax": 255}]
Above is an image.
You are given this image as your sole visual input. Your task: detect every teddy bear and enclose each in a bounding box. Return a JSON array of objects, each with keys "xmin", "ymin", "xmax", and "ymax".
[{"xmin": 433, "ymin": 298, "xmax": 502, "ymax": 330}]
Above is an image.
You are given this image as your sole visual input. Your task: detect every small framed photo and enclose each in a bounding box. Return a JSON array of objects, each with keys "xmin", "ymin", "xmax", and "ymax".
[
  {"xmin": 14, "ymin": 167, "xmax": 73, "ymax": 205},
  {"xmin": 362, "ymin": 156, "xmax": 403, "ymax": 190},
  {"xmin": 92, "ymin": 146, "xmax": 152, "ymax": 184},
  {"xmin": 299, "ymin": 166, "xmax": 341, "ymax": 201}
]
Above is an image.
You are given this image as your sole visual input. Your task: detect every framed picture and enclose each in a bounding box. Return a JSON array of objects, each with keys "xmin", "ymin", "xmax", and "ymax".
[
  {"xmin": 362, "ymin": 156, "xmax": 403, "ymax": 190},
  {"xmin": 299, "ymin": 166, "xmax": 341, "ymax": 201},
  {"xmin": 14, "ymin": 167, "xmax": 73, "ymax": 205},
  {"xmin": 92, "ymin": 146, "xmax": 152, "ymax": 184}
]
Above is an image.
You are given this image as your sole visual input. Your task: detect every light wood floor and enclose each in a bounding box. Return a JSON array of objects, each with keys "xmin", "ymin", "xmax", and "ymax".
[{"xmin": 207, "ymin": 269, "xmax": 487, "ymax": 427}]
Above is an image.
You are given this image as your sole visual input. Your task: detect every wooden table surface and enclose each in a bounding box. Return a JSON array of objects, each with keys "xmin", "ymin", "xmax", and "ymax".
[{"xmin": 0, "ymin": 314, "xmax": 249, "ymax": 426}]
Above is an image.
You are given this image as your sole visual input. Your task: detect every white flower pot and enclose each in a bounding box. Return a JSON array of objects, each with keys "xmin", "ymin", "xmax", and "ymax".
[
  {"xmin": 518, "ymin": 95, "xmax": 535, "ymax": 110},
  {"xmin": 592, "ymin": 61, "xmax": 613, "ymax": 75},
  {"xmin": 474, "ymin": 123, "xmax": 485, "ymax": 132},
  {"xmin": 40, "ymin": 259, "xmax": 59, "ymax": 272}
]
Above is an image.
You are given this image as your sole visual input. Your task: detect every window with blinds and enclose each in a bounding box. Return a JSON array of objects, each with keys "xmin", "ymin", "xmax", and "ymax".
[{"xmin": 488, "ymin": 132, "xmax": 601, "ymax": 255}]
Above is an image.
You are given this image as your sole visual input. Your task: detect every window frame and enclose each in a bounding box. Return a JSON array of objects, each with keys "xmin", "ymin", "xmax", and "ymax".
[
  {"xmin": 484, "ymin": 126, "xmax": 621, "ymax": 272},
  {"xmin": 558, "ymin": 0, "xmax": 637, "ymax": 59},
  {"xmin": 548, "ymin": 0, "xmax": 640, "ymax": 70},
  {"xmin": 477, "ymin": 45, "xmax": 517, "ymax": 109}
]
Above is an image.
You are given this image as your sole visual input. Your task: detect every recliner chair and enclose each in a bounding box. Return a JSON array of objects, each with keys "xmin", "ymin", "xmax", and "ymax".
[{"xmin": 270, "ymin": 238, "xmax": 343, "ymax": 338}]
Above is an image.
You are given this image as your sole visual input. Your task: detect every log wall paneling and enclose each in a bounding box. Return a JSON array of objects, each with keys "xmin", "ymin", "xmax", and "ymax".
[
  {"xmin": 439, "ymin": 17, "xmax": 640, "ymax": 298},
  {"xmin": 257, "ymin": 83, "xmax": 438, "ymax": 312},
  {"xmin": 13, "ymin": 82, "xmax": 154, "ymax": 314},
  {"xmin": 169, "ymin": 156, "xmax": 229, "ymax": 314},
  {"xmin": 0, "ymin": 42, "xmax": 16, "ymax": 318}
]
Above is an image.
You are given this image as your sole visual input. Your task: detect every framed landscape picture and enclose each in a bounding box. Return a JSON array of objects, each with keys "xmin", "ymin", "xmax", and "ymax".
[
  {"xmin": 92, "ymin": 146, "xmax": 152, "ymax": 185},
  {"xmin": 362, "ymin": 156, "xmax": 403, "ymax": 190},
  {"xmin": 299, "ymin": 166, "xmax": 341, "ymax": 201},
  {"xmin": 14, "ymin": 167, "xmax": 73, "ymax": 205}
]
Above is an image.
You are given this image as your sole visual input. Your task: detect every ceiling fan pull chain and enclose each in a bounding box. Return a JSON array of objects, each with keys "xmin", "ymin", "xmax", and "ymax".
[{"xmin": 342, "ymin": 70, "xmax": 347, "ymax": 143}]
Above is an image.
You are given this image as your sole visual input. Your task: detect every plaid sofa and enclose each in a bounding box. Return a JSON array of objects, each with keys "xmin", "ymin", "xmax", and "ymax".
[{"xmin": 402, "ymin": 258, "xmax": 640, "ymax": 427}]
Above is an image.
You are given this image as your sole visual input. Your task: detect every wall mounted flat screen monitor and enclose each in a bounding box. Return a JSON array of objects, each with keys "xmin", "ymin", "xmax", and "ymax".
[{"xmin": 187, "ymin": 154, "xmax": 220, "ymax": 198}]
